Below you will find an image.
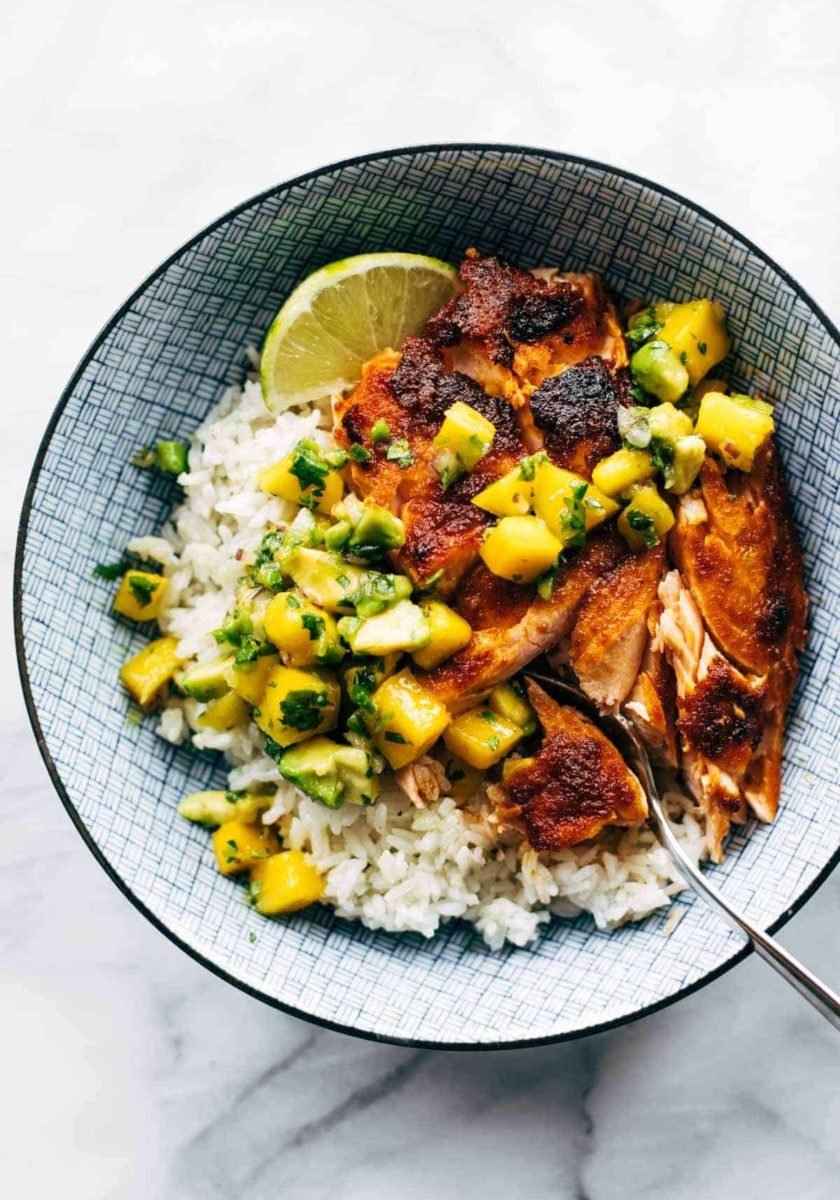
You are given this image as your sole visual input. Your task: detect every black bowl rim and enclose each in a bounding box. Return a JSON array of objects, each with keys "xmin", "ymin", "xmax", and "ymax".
[{"xmin": 14, "ymin": 142, "xmax": 840, "ymax": 1050}]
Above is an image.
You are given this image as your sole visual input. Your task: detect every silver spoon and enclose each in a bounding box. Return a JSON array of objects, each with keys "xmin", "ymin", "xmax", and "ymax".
[{"xmin": 524, "ymin": 671, "xmax": 840, "ymax": 1030}]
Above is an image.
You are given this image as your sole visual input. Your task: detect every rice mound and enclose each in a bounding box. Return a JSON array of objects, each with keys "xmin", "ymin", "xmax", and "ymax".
[{"xmin": 148, "ymin": 374, "xmax": 706, "ymax": 948}]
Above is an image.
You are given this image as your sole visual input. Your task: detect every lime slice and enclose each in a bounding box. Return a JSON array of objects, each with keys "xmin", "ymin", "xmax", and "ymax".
[{"xmin": 260, "ymin": 253, "xmax": 458, "ymax": 411}]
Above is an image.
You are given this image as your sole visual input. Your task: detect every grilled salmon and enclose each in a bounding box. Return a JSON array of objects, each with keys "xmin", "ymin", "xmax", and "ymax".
[{"xmin": 493, "ymin": 680, "xmax": 648, "ymax": 850}]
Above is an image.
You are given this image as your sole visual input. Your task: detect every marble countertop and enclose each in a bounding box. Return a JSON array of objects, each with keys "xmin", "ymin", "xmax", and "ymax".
[{"xmin": 3, "ymin": 1, "xmax": 839, "ymax": 1195}]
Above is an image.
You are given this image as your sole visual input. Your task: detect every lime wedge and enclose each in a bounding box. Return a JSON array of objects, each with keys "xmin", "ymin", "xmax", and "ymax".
[{"xmin": 260, "ymin": 253, "xmax": 458, "ymax": 411}]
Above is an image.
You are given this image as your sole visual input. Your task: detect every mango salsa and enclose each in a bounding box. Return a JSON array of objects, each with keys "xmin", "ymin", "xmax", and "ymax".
[
  {"xmin": 211, "ymin": 819, "xmax": 279, "ymax": 877},
  {"xmin": 591, "ymin": 447, "xmax": 656, "ymax": 498},
  {"xmin": 488, "ymin": 681, "xmax": 536, "ymax": 735},
  {"xmin": 371, "ymin": 668, "xmax": 451, "ymax": 769},
  {"xmin": 113, "ymin": 570, "xmax": 167, "ymax": 622},
  {"xmin": 119, "ymin": 636, "xmax": 182, "ymax": 708},
  {"xmin": 695, "ymin": 392, "xmax": 775, "ymax": 472},
  {"xmin": 250, "ymin": 850, "xmax": 325, "ymax": 915},
  {"xmin": 411, "ymin": 601, "xmax": 472, "ymax": 670},
  {"xmin": 532, "ymin": 460, "xmax": 618, "ymax": 544},
  {"xmin": 226, "ymin": 652, "xmax": 279, "ymax": 706},
  {"xmin": 657, "ymin": 299, "xmax": 730, "ymax": 386},
  {"xmin": 196, "ymin": 690, "xmax": 250, "ymax": 731},
  {"xmin": 263, "ymin": 591, "xmax": 343, "ymax": 666},
  {"xmin": 443, "ymin": 706, "xmax": 523, "ymax": 770},
  {"xmin": 617, "ymin": 485, "xmax": 675, "ymax": 552},
  {"xmin": 432, "ymin": 401, "xmax": 495, "ymax": 487},
  {"xmin": 254, "ymin": 664, "xmax": 340, "ymax": 748},
  {"xmin": 471, "ymin": 463, "xmax": 534, "ymax": 517},
  {"xmin": 258, "ymin": 439, "xmax": 344, "ymax": 514},
  {"xmin": 479, "ymin": 515, "xmax": 561, "ymax": 583}
]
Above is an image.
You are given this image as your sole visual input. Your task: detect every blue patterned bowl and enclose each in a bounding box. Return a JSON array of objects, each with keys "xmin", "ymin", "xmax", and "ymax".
[{"xmin": 16, "ymin": 145, "xmax": 840, "ymax": 1047}]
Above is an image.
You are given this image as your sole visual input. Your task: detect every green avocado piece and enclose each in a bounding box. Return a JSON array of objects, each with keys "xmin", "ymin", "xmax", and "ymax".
[
  {"xmin": 347, "ymin": 505, "xmax": 406, "ymax": 557},
  {"xmin": 286, "ymin": 548, "xmax": 368, "ymax": 612},
  {"xmin": 338, "ymin": 599, "xmax": 430, "ymax": 656},
  {"xmin": 631, "ymin": 340, "xmax": 690, "ymax": 404},
  {"xmin": 179, "ymin": 658, "xmax": 232, "ymax": 702},
  {"xmin": 278, "ymin": 736, "xmax": 379, "ymax": 808}
]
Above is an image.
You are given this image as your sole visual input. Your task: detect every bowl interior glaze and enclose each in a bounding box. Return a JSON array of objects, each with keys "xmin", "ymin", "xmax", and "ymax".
[{"xmin": 17, "ymin": 146, "xmax": 840, "ymax": 1046}]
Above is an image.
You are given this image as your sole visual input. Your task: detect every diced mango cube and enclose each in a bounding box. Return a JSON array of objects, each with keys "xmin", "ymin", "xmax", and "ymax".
[
  {"xmin": 371, "ymin": 668, "xmax": 451, "ymax": 769},
  {"xmin": 433, "ymin": 401, "xmax": 495, "ymax": 469},
  {"xmin": 479, "ymin": 515, "xmax": 561, "ymax": 583},
  {"xmin": 471, "ymin": 464, "xmax": 534, "ymax": 516},
  {"xmin": 196, "ymin": 691, "xmax": 250, "ymax": 731},
  {"xmin": 618, "ymin": 485, "xmax": 675, "ymax": 552},
  {"xmin": 488, "ymin": 681, "xmax": 536, "ymax": 735},
  {"xmin": 119, "ymin": 636, "xmax": 182, "ymax": 708},
  {"xmin": 657, "ymin": 299, "xmax": 730, "ymax": 386},
  {"xmin": 263, "ymin": 592, "xmax": 342, "ymax": 666},
  {"xmin": 212, "ymin": 819, "xmax": 279, "ymax": 877},
  {"xmin": 113, "ymin": 571, "xmax": 167, "ymax": 622},
  {"xmin": 254, "ymin": 664, "xmax": 340, "ymax": 748},
  {"xmin": 258, "ymin": 451, "xmax": 343, "ymax": 514},
  {"xmin": 695, "ymin": 392, "xmax": 775, "ymax": 472},
  {"xmin": 226, "ymin": 653, "xmax": 279, "ymax": 706},
  {"xmin": 532, "ymin": 460, "xmax": 619, "ymax": 543},
  {"xmin": 591, "ymin": 447, "xmax": 656, "ymax": 497},
  {"xmin": 443, "ymin": 706, "xmax": 523, "ymax": 769},
  {"xmin": 411, "ymin": 601, "xmax": 472, "ymax": 670},
  {"xmin": 250, "ymin": 850, "xmax": 325, "ymax": 915}
]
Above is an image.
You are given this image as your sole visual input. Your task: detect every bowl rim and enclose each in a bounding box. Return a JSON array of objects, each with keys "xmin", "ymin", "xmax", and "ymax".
[{"xmin": 15, "ymin": 141, "xmax": 840, "ymax": 1050}]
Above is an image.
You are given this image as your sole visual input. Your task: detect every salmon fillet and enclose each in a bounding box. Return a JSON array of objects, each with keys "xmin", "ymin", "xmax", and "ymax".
[{"xmin": 493, "ymin": 680, "xmax": 648, "ymax": 851}]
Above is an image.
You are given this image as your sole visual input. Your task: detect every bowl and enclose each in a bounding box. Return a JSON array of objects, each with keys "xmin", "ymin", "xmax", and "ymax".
[{"xmin": 16, "ymin": 144, "xmax": 840, "ymax": 1047}]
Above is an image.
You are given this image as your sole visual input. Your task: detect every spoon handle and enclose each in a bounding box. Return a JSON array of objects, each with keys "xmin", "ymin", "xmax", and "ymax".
[{"xmin": 626, "ymin": 722, "xmax": 840, "ymax": 1031}]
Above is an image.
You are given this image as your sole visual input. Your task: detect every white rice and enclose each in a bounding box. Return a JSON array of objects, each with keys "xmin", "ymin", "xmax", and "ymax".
[{"xmin": 151, "ymin": 376, "xmax": 706, "ymax": 948}]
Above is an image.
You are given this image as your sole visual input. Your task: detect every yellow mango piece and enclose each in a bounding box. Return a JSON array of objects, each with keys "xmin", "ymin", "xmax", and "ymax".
[
  {"xmin": 443, "ymin": 706, "xmax": 523, "ymax": 770},
  {"xmin": 411, "ymin": 601, "xmax": 472, "ymax": 670},
  {"xmin": 196, "ymin": 691, "xmax": 250, "ymax": 731},
  {"xmin": 488, "ymin": 682, "xmax": 536, "ymax": 735},
  {"xmin": 250, "ymin": 850, "xmax": 325, "ymax": 915},
  {"xmin": 226, "ymin": 653, "xmax": 279, "ymax": 706},
  {"xmin": 119, "ymin": 636, "xmax": 182, "ymax": 708},
  {"xmin": 618, "ymin": 485, "xmax": 675, "ymax": 552},
  {"xmin": 657, "ymin": 299, "xmax": 730, "ymax": 386},
  {"xmin": 532, "ymin": 460, "xmax": 619, "ymax": 543},
  {"xmin": 113, "ymin": 570, "xmax": 167, "ymax": 622},
  {"xmin": 471, "ymin": 464, "xmax": 534, "ymax": 516},
  {"xmin": 371, "ymin": 668, "xmax": 451, "ymax": 769},
  {"xmin": 441, "ymin": 753, "xmax": 486, "ymax": 800},
  {"xmin": 695, "ymin": 392, "xmax": 775, "ymax": 473},
  {"xmin": 263, "ymin": 592, "xmax": 341, "ymax": 667},
  {"xmin": 479, "ymin": 515, "xmax": 561, "ymax": 583},
  {"xmin": 212, "ymin": 819, "xmax": 279, "ymax": 877},
  {"xmin": 433, "ymin": 401, "xmax": 495, "ymax": 470},
  {"xmin": 591, "ymin": 447, "xmax": 656, "ymax": 497},
  {"xmin": 258, "ymin": 452, "xmax": 343, "ymax": 514},
  {"xmin": 254, "ymin": 664, "xmax": 340, "ymax": 748}
]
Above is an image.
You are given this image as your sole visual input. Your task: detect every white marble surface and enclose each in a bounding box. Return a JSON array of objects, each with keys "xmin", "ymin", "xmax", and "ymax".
[{"xmin": 3, "ymin": 1, "xmax": 840, "ymax": 1195}]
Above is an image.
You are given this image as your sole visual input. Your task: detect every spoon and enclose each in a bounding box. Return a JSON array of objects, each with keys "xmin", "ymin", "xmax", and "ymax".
[{"xmin": 524, "ymin": 671, "xmax": 840, "ymax": 1030}]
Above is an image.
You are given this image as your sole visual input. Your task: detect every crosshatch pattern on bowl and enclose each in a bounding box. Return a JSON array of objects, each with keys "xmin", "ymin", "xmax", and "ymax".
[{"xmin": 17, "ymin": 147, "xmax": 840, "ymax": 1046}]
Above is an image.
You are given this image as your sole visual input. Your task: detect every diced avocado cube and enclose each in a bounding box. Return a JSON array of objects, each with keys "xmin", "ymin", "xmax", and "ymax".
[
  {"xmin": 286, "ymin": 548, "xmax": 368, "ymax": 612},
  {"xmin": 179, "ymin": 658, "xmax": 232, "ymax": 702},
  {"xmin": 277, "ymin": 736, "xmax": 379, "ymax": 808},
  {"xmin": 178, "ymin": 789, "xmax": 271, "ymax": 827},
  {"xmin": 347, "ymin": 504, "xmax": 406, "ymax": 557},
  {"xmin": 630, "ymin": 340, "xmax": 690, "ymax": 404},
  {"xmin": 664, "ymin": 435, "xmax": 706, "ymax": 495},
  {"xmin": 338, "ymin": 598, "xmax": 430, "ymax": 656}
]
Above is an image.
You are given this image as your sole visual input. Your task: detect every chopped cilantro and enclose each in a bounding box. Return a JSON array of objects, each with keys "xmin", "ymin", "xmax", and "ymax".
[
  {"xmin": 248, "ymin": 931, "xmax": 257, "ymax": 944},
  {"xmin": 518, "ymin": 452, "xmax": 546, "ymax": 482},
  {"xmin": 279, "ymin": 688, "xmax": 328, "ymax": 731},
  {"xmin": 348, "ymin": 443, "xmax": 372, "ymax": 464},
  {"xmin": 92, "ymin": 559, "xmax": 129, "ymax": 581},
  {"xmin": 698, "ymin": 341, "xmax": 707, "ymax": 355},
  {"xmin": 289, "ymin": 439, "xmax": 333, "ymax": 507},
  {"xmin": 128, "ymin": 574, "xmax": 159, "ymax": 608},
  {"xmin": 384, "ymin": 731, "xmax": 409, "ymax": 744},
  {"xmin": 301, "ymin": 611, "xmax": 325, "ymax": 641},
  {"xmin": 486, "ymin": 735, "xmax": 501, "ymax": 752},
  {"xmin": 386, "ymin": 439, "xmax": 414, "ymax": 468},
  {"xmin": 213, "ymin": 610, "xmax": 253, "ymax": 646},
  {"xmin": 679, "ymin": 350, "xmax": 688, "ymax": 365},
  {"xmin": 448, "ymin": 767, "xmax": 466, "ymax": 783},
  {"xmin": 286, "ymin": 594, "xmax": 301, "ymax": 609},
  {"xmin": 536, "ymin": 565, "xmax": 558, "ymax": 601},
  {"xmin": 625, "ymin": 306, "xmax": 662, "ymax": 349},
  {"xmin": 627, "ymin": 508, "xmax": 659, "ymax": 549},
  {"xmin": 234, "ymin": 635, "xmax": 274, "ymax": 665},
  {"xmin": 649, "ymin": 437, "xmax": 675, "ymax": 474},
  {"xmin": 225, "ymin": 789, "xmax": 246, "ymax": 804}
]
